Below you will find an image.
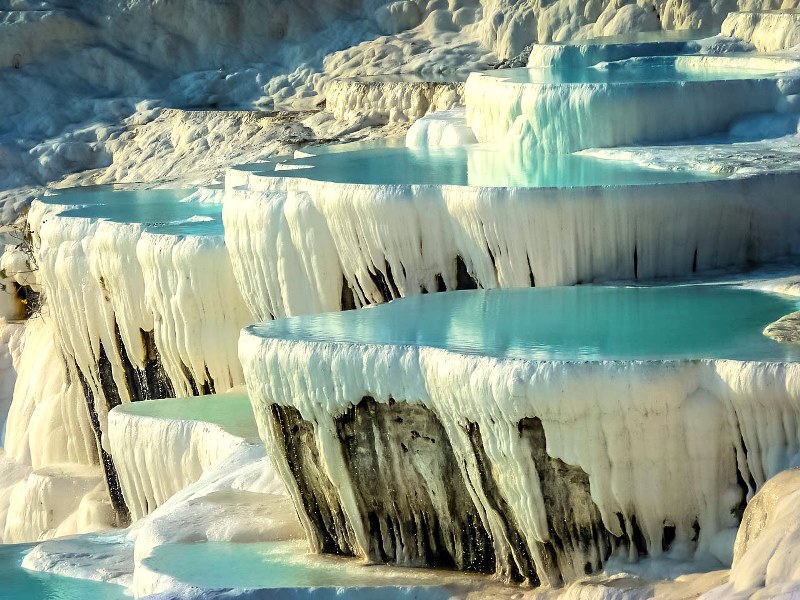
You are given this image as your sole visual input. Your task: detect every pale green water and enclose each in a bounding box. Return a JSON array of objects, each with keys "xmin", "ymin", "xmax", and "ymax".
[
  {"xmin": 41, "ymin": 187, "xmax": 224, "ymax": 236},
  {"xmin": 488, "ymin": 56, "xmax": 782, "ymax": 84},
  {"xmin": 115, "ymin": 393, "xmax": 259, "ymax": 442},
  {"xmin": 144, "ymin": 540, "xmax": 463, "ymax": 595},
  {"xmin": 251, "ymin": 285, "xmax": 800, "ymax": 362},
  {"xmin": 274, "ymin": 143, "xmax": 716, "ymax": 187},
  {"xmin": 0, "ymin": 544, "xmax": 125, "ymax": 600}
]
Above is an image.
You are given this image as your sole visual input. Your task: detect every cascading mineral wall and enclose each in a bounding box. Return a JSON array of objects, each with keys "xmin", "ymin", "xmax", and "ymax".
[
  {"xmin": 224, "ymin": 170, "xmax": 800, "ymax": 320},
  {"xmin": 241, "ymin": 331, "xmax": 800, "ymax": 584},
  {"xmin": 465, "ymin": 55, "xmax": 798, "ymax": 153},
  {"xmin": 0, "ymin": 317, "xmax": 114, "ymax": 542},
  {"xmin": 20, "ymin": 197, "xmax": 251, "ymax": 520},
  {"xmin": 107, "ymin": 394, "xmax": 258, "ymax": 521}
]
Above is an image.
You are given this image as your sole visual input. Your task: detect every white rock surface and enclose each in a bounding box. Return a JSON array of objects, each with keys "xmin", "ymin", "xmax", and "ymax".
[
  {"xmin": 466, "ymin": 55, "xmax": 799, "ymax": 153},
  {"xmin": 406, "ymin": 109, "xmax": 478, "ymax": 146},
  {"xmin": 722, "ymin": 9, "xmax": 800, "ymax": 52},
  {"xmin": 704, "ymin": 468, "xmax": 800, "ymax": 598},
  {"xmin": 108, "ymin": 392, "xmax": 261, "ymax": 521}
]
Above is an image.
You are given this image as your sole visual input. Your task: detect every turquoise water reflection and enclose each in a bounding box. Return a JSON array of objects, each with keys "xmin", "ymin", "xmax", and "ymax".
[
  {"xmin": 0, "ymin": 544, "xmax": 125, "ymax": 600},
  {"xmin": 278, "ymin": 143, "xmax": 715, "ymax": 187},
  {"xmin": 486, "ymin": 55, "xmax": 782, "ymax": 84},
  {"xmin": 145, "ymin": 540, "xmax": 461, "ymax": 595},
  {"xmin": 40, "ymin": 187, "xmax": 223, "ymax": 236},
  {"xmin": 253, "ymin": 286, "xmax": 800, "ymax": 362},
  {"xmin": 113, "ymin": 393, "xmax": 260, "ymax": 442}
]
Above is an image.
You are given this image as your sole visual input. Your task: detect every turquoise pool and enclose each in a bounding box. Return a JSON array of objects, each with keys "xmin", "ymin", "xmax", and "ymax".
[
  {"xmin": 267, "ymin": 143, "xmax": 716, "ymax": 187},
  {"xmin": 144, "ymin": 539, "xmax": 468, "ymax": 596},
  {"xmin": 0, "ymin": 544, "xmax": 125, "ymax": 600},
  {"xmin": 41, "ymin": 187, "xmax": 223, "ymax": 236},
  {"xmin": 113, "ymin": 393, "xmax": 260, "ymax": 442},
  {"xmin": 486, "ymin": 55, "xmax": 782, "ymax": 84},
  {"xmin": 250, "ymin": 285, "xmax": 800, "ymax": 362}
]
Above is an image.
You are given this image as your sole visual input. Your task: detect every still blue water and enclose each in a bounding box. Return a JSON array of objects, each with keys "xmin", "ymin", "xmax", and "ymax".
[
  {"xmin": 485, "ymin": 55, "xmax": 782, "ymax": 84},
  {"xmin": 145, "ymin": 540, "xmax": 458, "ymax": 595},
  {"xmin": 0, "ymin": 544, "xmax": 125, "ymax": 600},
  {"xmin": 252, "ymin": 285, "xmax": 800, "ymax": 362},
  {"xmin": 40, "ymin": 187, "xmax": 223, "ymax": 236},
  {"xmin": 275, "ymin": 143, "xmax": 716, "ymax": 187}
]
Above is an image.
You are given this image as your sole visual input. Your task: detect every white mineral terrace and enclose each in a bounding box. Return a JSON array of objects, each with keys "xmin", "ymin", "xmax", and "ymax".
[
  {"xmin": 467, "ymin": 54, "xmax": 800, "ymax": 153},
  {"xmin": 7, "ymin": 5, "xmax": 800, "ymax": 597},
  {"xmin": 108, "ymin": 391, "xmax": 260, "ymax": 521},
  {"xmin": 527, "ymin": 29, "xmax": 712, "ymax": 69},
  {"xmin": 240, "ymin": 285, "xmax": 800, "ymax": 585},
  {"xmin": 224, "ymin": 143, "xmax": 800, "ymax": 323}
]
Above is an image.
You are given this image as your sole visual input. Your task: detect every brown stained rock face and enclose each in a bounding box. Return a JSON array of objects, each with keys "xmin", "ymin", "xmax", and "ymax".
[
  {"xmin": 268, "ymin": 404, "xmax": 359, "ymax": 555},
  {"xmin": 335, "ymin": 396, "xmax": 495, "ymax": 572},
  {"xmin": 518, "ymin": 417, "xmax": 612, "ymax": 581},
  {"xmin": 264, "ymin": 396, "xmax": 632, "ymax": 586}
]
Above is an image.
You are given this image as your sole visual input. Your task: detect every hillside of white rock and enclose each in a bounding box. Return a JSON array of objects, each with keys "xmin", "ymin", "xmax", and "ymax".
[{"xmin": 5, "ymin": 1, "xmax": 800, "ymax": 599}]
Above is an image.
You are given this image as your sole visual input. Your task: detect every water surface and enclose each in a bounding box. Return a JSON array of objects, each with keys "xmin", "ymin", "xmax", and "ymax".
[
  {"xmin": 273, "ymin": 143, "xmax": 717, "ymax": 187},
  {"xmin": 41, "ymin": 187, "xmax": 223, "ymax": 236},
  {"xmin": 114, "ymin": 393, "xmax": 259, "ymax": 442},
  {"xmin": 0, "ymin": 544, "xmax": 125, "ymax": 600},
  {"xmin": 145, "ymin": 540, "xmax": 469, "ymax": 595},
  {"xmin": 252, "ymin": 285, "xmax": 800, "ymax": 362},
  {"xmin": 486, "ymin": 56, "xmax": 782, "ymax": 84}
]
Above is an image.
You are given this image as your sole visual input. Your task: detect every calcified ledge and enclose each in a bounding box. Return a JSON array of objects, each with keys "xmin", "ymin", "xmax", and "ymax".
[
  {"xmin": 108, "ymin": 392, "xmax": 259, "ymax": 521},
  {"xmin": 224, "ymin": 166, "xmax": 800, "ymax": 321},
  {"xmin": 324, "ymin": 76, "xmax": 465, "ymax": 124},
  {"xmin": 239, "ymin": 288, "xmax": 800, "ymax": 586},
  {"xmin": 466, "ymin": 55, "xmax": 800, "ymax": 153},
  {"xmin": 26, "ymin": 191, "xmax": 250, "ymax": 520}
]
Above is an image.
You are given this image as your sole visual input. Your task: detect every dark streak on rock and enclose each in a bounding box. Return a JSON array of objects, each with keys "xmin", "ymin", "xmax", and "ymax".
[
  {"xmin": 268, "ymin": 403, "xmax": 358, "ymax": 555},
  {"xmin": 75, "ymin": 363, "xmax": 130, "ymax": 526},
  {"xmin": 335, "ymin": 397, "xmax": 494, "ymax": 572}
]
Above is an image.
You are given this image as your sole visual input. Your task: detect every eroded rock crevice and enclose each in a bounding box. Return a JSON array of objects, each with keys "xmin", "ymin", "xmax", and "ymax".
[
  {"xmin": 268, "ymin": 404, "xmax": 358, "ymax": 555},
  {"xmin": 267, "ymin": 396, "xmax": 625, "ymax": 585},
  {"xmin": 335, "ymin": 397, "xmax": 495, "ymax": 572}
]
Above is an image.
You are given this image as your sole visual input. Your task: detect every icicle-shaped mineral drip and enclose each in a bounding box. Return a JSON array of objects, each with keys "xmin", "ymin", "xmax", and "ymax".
[
  {"xmin": 223, "ymin": 189, "xmax": 343, "ymax": 319},
  {"xmin": 137, "ymin": 232, "xmax": 250, "ymax": 396},
  {"xmin": 241, "ymin": 327, "xmax": 800, "ymax": 582}
]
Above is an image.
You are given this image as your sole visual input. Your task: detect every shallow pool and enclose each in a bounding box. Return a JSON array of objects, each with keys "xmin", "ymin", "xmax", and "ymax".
[
  {"xmin": 488, "ymin": 55, "xmax": 783, "ymax": 84},
  {"xmin": 251, "ymin": 285, "xmax": 800, "ymax": 362},
  {"xmin": 41, "ymin": 187, "xmax": 223, "ymax": 236},
  {"xmin": 144, "ymin": 539, "xmax": 470, "ymax": 595},
  {"xmin": 0, "ymin": 544, "xmax": 125, "ymax": 600},
  {"xmin": 114, "ymin": 393, "xmax": 259, "ymax": 442},
  {"xmin": 268, "ymin": 142, "xmax": 716, "ymax": 187}
]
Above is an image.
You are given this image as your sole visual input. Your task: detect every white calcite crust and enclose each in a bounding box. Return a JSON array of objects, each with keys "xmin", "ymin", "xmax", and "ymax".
[
  {"xmin": 108, "ymin": 392, "xmax": 261, "ymax": 521},
  {"xmin": 224, "ymin": 168, "xmax": 800, "ymax": 320},
  {"xmin": 405, "ymin": 108, "xmax": 479, "ymax": 146},
  {"xmin": 240, "ymin": 326, "xmax": 800, "ymax": 583},
  {"xmin": 722, "ymin": 10, "xmax": 800, "ymax": 52},
  {"xmin": 325, "ymin": 77, "xmax": 464, "ymax": 125},
  {"xmin": 704, "ymin": 468, "xmax": 800, "ymax": 598},
  {"xmin": 29, "ymin": 194, "xmax": 250, "ymax": 402},
  {"xmin": 466, "ymin": 55, "xmax": 800, "ymax": 153}
]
